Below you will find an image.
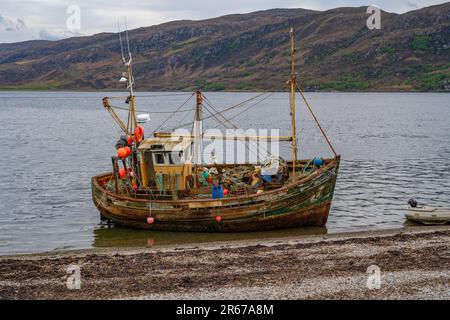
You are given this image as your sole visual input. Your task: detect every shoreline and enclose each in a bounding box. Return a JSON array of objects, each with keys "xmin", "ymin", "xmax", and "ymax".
[
  {"xmin": 0, "ymin": 225, "xmax": 449, "ymax": 299},
  {"xmin": 0, "ymin": 225, "xmax": 448, "ymax": 259},
  {"xmin": 1, "ymin": 89, "xmax": 449, "ymax": 93}
]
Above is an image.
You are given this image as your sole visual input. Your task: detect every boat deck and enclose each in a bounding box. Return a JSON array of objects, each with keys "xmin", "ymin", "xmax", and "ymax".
[{"xmin": 101, "ymin": 159, "xmax": 333, "ymax": 201}]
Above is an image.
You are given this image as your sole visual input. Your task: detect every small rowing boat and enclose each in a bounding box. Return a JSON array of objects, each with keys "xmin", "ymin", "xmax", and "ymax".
[
  {"xmin": 405, "ymin": 207, "xmax": 450, "ymax": 225},
  {"xmin": 405, "ymin": 199, "xmax": 450, "ymax": 225}
]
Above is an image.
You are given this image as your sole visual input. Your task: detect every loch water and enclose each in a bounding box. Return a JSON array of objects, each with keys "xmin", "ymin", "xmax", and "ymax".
[{"xmin": 0, "ymin": 91, "xmax": 449, "ymax": 254}]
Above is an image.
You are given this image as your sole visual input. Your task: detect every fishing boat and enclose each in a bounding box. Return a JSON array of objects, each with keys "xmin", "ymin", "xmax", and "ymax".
[{"xmin": 91, "ymin": 27, "xmax": 341, "ymax": 232}]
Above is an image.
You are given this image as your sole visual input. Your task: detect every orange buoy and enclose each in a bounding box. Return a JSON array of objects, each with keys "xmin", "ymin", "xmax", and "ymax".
[
  {"xmin": 215, "ymin": 215, "xmax": 222, "ymax": 222},
  {"xmin": 147, "ymin": 217, "xmax": 155, "ymax": 224},
  {"xmin": 125, "ymin": 146, "xmax": 131, "ymax": 157},
  {"xmin": 134, "ymin": 125, "xmax": 144, "ymax": 143},
  {"xmin": 207, "ymin": 176, "xmax": 213, "ymax": 183},
  {"xmin": 223, "ymin": 188, "xmax": 229, "ymax": 196},
  {"xmin": 119, "ymin": 167, "xmax": 126, "ymax": 179},
  {"xmin": 117, "ymin": 147, "xmax": 128, "ymax": 159},
  {"xmin": 127, "ymin": 135, "xmax": 133, "ymax": 146}
]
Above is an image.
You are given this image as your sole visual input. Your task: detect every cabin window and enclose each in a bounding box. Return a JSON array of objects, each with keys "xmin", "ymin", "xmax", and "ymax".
[{"xmin": 155, "ymin": 153, "xmax": 165, "ymax": 164}]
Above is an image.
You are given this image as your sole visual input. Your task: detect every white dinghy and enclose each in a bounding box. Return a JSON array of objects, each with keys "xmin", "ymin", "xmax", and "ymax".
[{"xmin": 405, "ymin": 199, "xmax": 450, "ymax": 225}]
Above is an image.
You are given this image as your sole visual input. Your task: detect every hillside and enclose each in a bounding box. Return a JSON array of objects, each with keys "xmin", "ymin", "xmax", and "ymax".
[{"xmin": 0, "ymin": 4, "xmax": 449, "ymax": 91}]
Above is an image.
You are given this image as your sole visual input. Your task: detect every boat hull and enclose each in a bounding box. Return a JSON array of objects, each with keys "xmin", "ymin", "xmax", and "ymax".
[
  {"xmin": 92, "ymin": 158, "xmax": 340, "ymax": 232},
  {"xmin": 405, "ymin": 207, "xmax": 450, "ymax": 225}
]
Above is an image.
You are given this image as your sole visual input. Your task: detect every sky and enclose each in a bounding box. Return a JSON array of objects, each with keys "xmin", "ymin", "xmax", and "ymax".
[{"xmin": 0, "ymin": 0, "xmax": 448, "ymax": 43}]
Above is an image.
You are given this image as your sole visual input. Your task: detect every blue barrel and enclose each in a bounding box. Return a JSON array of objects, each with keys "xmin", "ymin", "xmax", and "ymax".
[
  {"xmin": 211, "ymin": 186, "xmax": 218, "ymax": 199},
  {"xmin": 217, "ymin": 186, "xmax": 224, "ymax": 199}
]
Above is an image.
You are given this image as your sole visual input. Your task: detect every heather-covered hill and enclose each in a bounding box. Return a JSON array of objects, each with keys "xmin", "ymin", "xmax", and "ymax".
[{"xmin": 0, "ymin": 3, "xmax": 449, "ymax": 91}]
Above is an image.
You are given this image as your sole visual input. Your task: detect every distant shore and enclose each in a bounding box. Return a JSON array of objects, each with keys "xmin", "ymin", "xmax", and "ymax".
[
  {"xmin": 0, "ymin": 226, "xmax": 449, "ymax": 299},
  {"xmin": 0, "ymin": 88, "xmax": 449, "ymax": 93}
]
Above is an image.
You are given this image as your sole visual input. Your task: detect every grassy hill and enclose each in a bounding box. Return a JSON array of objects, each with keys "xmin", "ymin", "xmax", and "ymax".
[{"xmin": 0, "ymin": 3, "xmax": 449, "ymax": 91}]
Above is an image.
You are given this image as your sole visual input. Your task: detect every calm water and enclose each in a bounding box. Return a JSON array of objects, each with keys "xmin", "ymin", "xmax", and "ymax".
[{"xmin": 0, "ymin": 91, "xmax": 449, "ymax": 255}]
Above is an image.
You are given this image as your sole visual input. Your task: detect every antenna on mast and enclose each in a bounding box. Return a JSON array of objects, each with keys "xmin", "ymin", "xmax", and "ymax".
[
  {"xmin": 116, "ymin": 17, "xmax": 137, "ymax": 135},
  {"xmin": 122, "ymin": 17, "xmax": 134, "ymax": 95},
  {"xmin": 124, "ymin": 17, "xmax": 132, "ymax": 62},
  {"xmin": 117, "ymin": 22, "xmax": 126, "ymax": 64}
]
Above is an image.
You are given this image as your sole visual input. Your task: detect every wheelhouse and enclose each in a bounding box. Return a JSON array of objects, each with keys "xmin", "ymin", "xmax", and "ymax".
[{"xmin": 138, "ymin": 137, "xmax": 193, "ymax": 191}]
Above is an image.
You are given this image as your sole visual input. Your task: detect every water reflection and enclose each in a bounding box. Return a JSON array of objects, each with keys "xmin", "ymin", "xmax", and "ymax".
[{"xmin": 93, "ymin": 223, "xmax": 327, "ymax": 249}]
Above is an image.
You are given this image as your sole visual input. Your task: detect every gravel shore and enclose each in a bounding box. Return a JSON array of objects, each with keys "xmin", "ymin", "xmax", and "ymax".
[{"xmin": 0, "ymin": 226, "xmax": 449, "ymax": 300}]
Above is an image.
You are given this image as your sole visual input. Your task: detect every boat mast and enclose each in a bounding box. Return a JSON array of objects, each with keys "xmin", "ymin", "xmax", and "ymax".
[
  {"xmin": 123, "ymin": 18, "xmax": 137, "ymax": 135},
  {"xmin": 119, "ymin": 19, "xmax": 139, "ymax": 189},
  {"xmin": 289, "ymin": 27, "xmax": 298, "ymax": 181},
  {"xmin": 193, "ymin": 90, "xmax": 203, "ymax": 188}
]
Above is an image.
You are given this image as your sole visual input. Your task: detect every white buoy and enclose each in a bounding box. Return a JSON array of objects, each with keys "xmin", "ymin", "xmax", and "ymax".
[{"xmin": 137, "ymin": 113, "xmax": 150, "ymax": 123}]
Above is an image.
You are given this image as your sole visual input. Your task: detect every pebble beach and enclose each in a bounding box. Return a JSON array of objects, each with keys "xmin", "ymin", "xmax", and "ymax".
[{"xmin": 0, "ymin": 226, "xmax": 449, "ymax": 300}]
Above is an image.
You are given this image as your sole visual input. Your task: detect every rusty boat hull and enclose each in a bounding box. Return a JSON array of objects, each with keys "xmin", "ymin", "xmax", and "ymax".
[{"xmin": 92, "ymin": 157, "xmax": 340, "ymax": 232}]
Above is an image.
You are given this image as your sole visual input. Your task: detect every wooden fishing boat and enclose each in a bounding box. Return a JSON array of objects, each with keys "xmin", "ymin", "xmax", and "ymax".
[{"xmin": 92, "ymin": 27, "xmax": 341, "ymax": 232}]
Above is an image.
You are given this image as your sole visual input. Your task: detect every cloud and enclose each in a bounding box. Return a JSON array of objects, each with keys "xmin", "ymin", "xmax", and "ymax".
[
  {"xmin": 0, "ymin": 0, "xmax": 449, "ymax": 43},
  {"xmin": 0, "ymin": 14, "xmax": 26, "ymax": 32},
  {"xmin": 38, "ymin": 28, "xmax": 83, "ymax": 41}
]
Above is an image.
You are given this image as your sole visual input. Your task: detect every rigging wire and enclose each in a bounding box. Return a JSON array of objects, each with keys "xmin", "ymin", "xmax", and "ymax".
[
  {"xmin": 295, "ymin": 80, "xmax": 337, "ymax": 157},
  {"xmin": 0, "ymin": 93, "xmax": 194, "ymax": 100},
  {"xmin": 200, "ymin": 103, "xmax": 262, "ymax": 161},
  {"xmin": 124, "ymin": 17, "xmax": 132, "ymax": 60},
  {"xmin": 110, "ymin": 104, "xmax": 195, "ymax": 114},
  {"xmin": 202, "ymin": 96, "xmax": 272, "ymax": 160},
  {"xmin": 202, "ymin": 98, "xmax": 236, "ymax": 129},
  {"xmin": 153, "ymin": 93, "xmax": 195, "ymax": 133},
  {"xmin": 173, "ymin": 103, "xmax": 195, "ymax": 130},
  {"xmin": 173, "ymin": 92, "xmax": 269, "ymax": 130},
  {"xmin": 226, "ymin": 92, "xmax": 275, "ymax": 122},
  {"xmin": 117, "ymin": 22, "xmax": 126, "ymax": 63}
]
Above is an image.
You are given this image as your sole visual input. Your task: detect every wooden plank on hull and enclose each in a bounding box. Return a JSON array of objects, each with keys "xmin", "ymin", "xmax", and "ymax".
[{"xmin": 189, "ymin": 201, "xmax": 223, "ymax": 209}]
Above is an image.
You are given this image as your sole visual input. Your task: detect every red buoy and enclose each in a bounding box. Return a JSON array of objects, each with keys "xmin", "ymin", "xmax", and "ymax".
[
  {"xmin": 133, "ymin": 183, "xmax": 138, "ymax": 191},
  {"xmin": 127, "ymin": 136, "xmax": 133, "ymax": 146},
  {"xmin": 147, "ymin": 217, "xmax": 155, "ymax": 224},
  {"xmin": 134, "ymin": 125, "xmax": 144, "ymax": 143},
  {"xmin": 215, "ymin": 215, "xmax": 222, "ymax": 222},
  {"xmin": 119, "ymin": 167, "xmax": 126, "ymax": 179},
  {"xmin": 223, "ymin": 188, "xmax": 229, "ymax": 196},
  {"xmin": 125, "ymin": 146, "xmax": 131, "ymax": 157},
  {"xmin": 117, "ymin": 147, "xmax": 128, "ymax": 159}
]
